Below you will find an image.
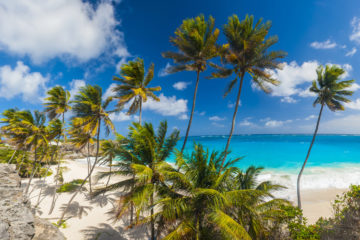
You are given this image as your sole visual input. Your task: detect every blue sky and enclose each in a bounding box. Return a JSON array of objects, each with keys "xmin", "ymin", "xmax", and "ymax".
[{"xmin": 1, "ymin": 0, "xmax": 360, "ymax": 137}]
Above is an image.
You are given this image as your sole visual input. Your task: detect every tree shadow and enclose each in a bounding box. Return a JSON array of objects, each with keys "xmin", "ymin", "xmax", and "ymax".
[
  {"xmin": 59, "ymin": 201, "xmax": 93, "ymax": 219},
  {"xmin": 81, "ymin": 223, "xmax": 149, "ymax": 240}
]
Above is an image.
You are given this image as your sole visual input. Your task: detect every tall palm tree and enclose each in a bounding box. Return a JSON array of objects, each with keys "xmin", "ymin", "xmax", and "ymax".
[
  {"xmin": 112, "ymin": 58, "xmax": 161, "ymax": 124},
  {"xmin": 211, "ymin": 15, "xmax": 286, "ymax": 171},
  {"xmin": 297, "ymin": 65, "xmax": 355, "ymax": 209},
  {"xmin": 13, "ymin": 110, "xmax": 49, "ymax": 194},
  {"xmin": 162, "ymin": 15, "xmax": 219, "ymax": 153},
  {"xmin": 58, "ymin": 85, "xmax": 115, "ymax": 225},
  {"xmin": 93, "ymin": 121, "xmax": 180, "ymax": 240},
  {"xmin": 44, "ymin": 86, "xmax": 71, "ymax": 214}
]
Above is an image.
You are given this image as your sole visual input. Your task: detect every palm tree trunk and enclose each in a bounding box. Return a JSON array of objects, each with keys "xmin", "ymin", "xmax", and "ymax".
[
  {"xmin": 49, "ymin": 113, "xmax": 65, "ymax": 215},
  {"xmin": 150, "ymin": 190, "xmax": 155, "ymax": 240},
  {"xmin": 297, "ymin": 103, "xmax": 324, "ymax": 209},
  {"xmin": 57, "ymin": 119, "xmax": 101, "ymax": 225},
  {"xmin": 220, "ymin": 72, "xmax": 245, "ymax": 172},
  {"xmin": 49, "ymin": 138, "xmax": 62, "ymax": 214},
  {"xmin": 105, "ymin": 162, "xmax": 112, "ymax": 188},
  {"xmin": 8, "ymin": 149, "xmax": 17, "ymax": 164},
  {"xmin": 139, "ymin": 97, "xmax": 142, "ymax": 125},
  {"xmin": 87, "ymin": 141, "xmax": 92, "ymax": 195},
  {"xmin": 25, "ymin": 147, "xmax": 37, "ymax": 194},
  {"xmin": 18, "ymin": 154, "xmax": 25, "ymax": 172},
  {"xmin": 35, "ymin": 159, "xmax": 51, "ymax": 208},
  {"xmin": 181, "ymin": 70, "xmax": 200, "ymax": 153}
]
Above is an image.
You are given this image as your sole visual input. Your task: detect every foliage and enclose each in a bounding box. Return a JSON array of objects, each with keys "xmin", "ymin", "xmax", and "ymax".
[
  {"xmin": 57, "ymin": 179, "xmax": 87, "ymax": 193},
  {"xmin": 310, "ymin": 65, "xmax": 354, "ymax": 111},
  {"xmin": 316, "ymin": 185, "xmax": 360, "ymax": 239},
  {"xmin": 112, "ymin": 58, "xmax": 161, "ymax": 117}
]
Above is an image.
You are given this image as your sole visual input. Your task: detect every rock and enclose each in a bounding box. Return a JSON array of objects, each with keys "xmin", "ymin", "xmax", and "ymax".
[
  {"xmin": 33, "ymin": 217, "xmax": 65, "ymax": 240},
  {"xmin": 0, "ymin": 164, "xmax": 65, "ymax": 240}
]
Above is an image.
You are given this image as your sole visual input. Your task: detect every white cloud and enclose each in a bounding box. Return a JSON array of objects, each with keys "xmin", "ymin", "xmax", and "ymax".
[
  {"xmin": 198, "ymin": 111, "xmax": 206, "ymax": 116},
  {"xmin": 179, "ymin": 114, "xmax": 189, "ymax": 120},
  {"xmin": 345, "ymin": 47, "xmax": 357, "ymax": 57},
  {"xmin": 209, "ymin": 116, "xmax": 226, "ymax": 121},
  {"xmin": 346, "ymin": 83, "xmax": 360, "ymax": 92},
  {"xmin": 305, "ymin": 115, "xmax": 317, "ymax": 120},
  {"xmin": 227, "ymin": 101, "xmax": 240, "ymax": 108},
  {"xmin": 103, "ymin": 83, "xmax": 117, "ymax": 100},
  {"xmin": 281, "ymin": 96, "xmax": 297, "ymax": 103},
  {"xmin": 319, "ymin": 114, "xmax": 360, "ymax": 133},
  {"xmin": 173, "ymin": 81, "xmax": 191, "ymax": 90},
  {"xmin": 345, "ymin": 98, "xmax": 360, "ymax": 110},
  {"xmin": 211, "ymin": 122, "xmax": 225, "ymax": 128},
  {"xmin": 143, "ymin": 93, "xmax": 188, "ymax": 119},
  {"xmin": 350, "ymin": 17, "xmax": 360, "ymax": 44},
  {"xmin": 239, "ymin": 118, "xmax": 255, "ymax": 127},
  {"xmin": 265, "ymin": 119, "xmax": 292, "ymax": 128},
  {"xmin": 158, "ymin": 63, "xmax": 172, "ymax": 77},
  {"xmin": 0, "ymin": 0, "xmax": 129, "ymax": 63},
  {"xmin": 261, "ymin": 61, "xmax": 352, "ymax": 101},
  {"xmin": 109, "ymin": 112, "xmax": 138, "ymax": 122},
  {"xmin": 310, "ymin": 40, "xmax": 337, "ymax": 49},
  {"xmin": 0, "ymin": 61, "xmax": 49, "ymax": 102},
  {"xmin": 69, "ymin": 79, "xmax": 86, "ymax": 99}
]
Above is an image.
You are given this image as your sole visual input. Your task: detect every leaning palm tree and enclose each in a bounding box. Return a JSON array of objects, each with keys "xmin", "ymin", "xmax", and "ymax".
[
  {"xmin": 112, "ymin": 58, "xmax": 161, "ymax": 124},
  {"xmin": 93, "ymin": 121, "xmax": 180, "ymax": 240},
  {"xmin": 162, "ymin": 15, "xmax": 219, "ymax": 153},
  {"xmin": 58, "ymin": 85, "xmax": 115, "ymax": 225},
  {"xmin": 211, "ymin": 15, "xmax": 286, "ymax": 170},
  {"xmin": 44, "ymin": 86, "xmax": 71, "ymax": 214},
  {"xmin": 297, "ymin": 65, "xmax": 355, "ymax": 209},
  {"xmin": 13, "ymin": 110, "xmax": 49, "ymax": 194}
]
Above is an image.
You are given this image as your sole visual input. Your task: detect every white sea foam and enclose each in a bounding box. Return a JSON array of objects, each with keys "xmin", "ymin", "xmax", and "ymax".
[{"xmin": 259, "ymin": 163, "xmax": 360, "ymax": 201}]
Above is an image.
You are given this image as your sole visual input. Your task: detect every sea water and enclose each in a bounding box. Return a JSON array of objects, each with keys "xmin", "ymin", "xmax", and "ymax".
[{"xmin": 176, "ymin": 135, "xmax": 360, "ymax": 198}]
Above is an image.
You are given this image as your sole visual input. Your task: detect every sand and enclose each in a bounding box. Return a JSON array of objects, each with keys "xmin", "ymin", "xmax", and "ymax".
[{"xmin": 23, "ymin": 160, "xmax": 346, "ymax": 239}]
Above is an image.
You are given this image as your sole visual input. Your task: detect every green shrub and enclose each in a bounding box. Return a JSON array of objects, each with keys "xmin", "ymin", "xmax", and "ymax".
[{"xmin": 57, "ymin": 179, "xmax": 86, "ymax": 193}]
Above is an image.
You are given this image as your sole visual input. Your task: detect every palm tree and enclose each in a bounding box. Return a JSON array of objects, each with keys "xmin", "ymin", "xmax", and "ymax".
[
  {"xmin": 159, "ymin": 144, "xmax": 255, "ymax": 239},
  {"xmin": 68, "ymin": 120, "xmax": 95, "ymax": 193},
  {"xmin": 211, "ymin": 15, "xmax": 286, "ymax": 170},
  {"xmin": 44, "ymin": 86, "xmax": 71, "ymax": 214},
  {"xmin": 228, "ymin": 166, "xmax": 287, "ymax": 239},
  {"xmin": 297, "ymin": 65, "xmax": 355, "ymax": 209},
  {"xmin": 58, "ymin": 85, "xmax": 115, "ymax": 225},
  {"xmin": 12, "ymin": 110, "xmax": 49, "ymax": 194},
  {"xmin": 93, "ymin": 121, "xmax": 180, "ymax": 240},
  {"xmin": 1, "ymin": 108, "xmax": 23, "ymax": 163},
  {"xmin": 112, "ymin": 58, "xmax": 161, "ymax": 124},
  {"xmin": 162, "ymin": 15, "xmax": 219, "ymax": 153},
  {"xmin": 35, "ymin": 119, "xmax": 63, "ymax": 208},
  {"xmin": 99, "ymin": 139, "xmax": 119, "ymax": 189}
]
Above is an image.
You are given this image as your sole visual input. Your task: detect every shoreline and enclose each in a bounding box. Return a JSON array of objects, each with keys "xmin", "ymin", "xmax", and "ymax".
[{"xmin": 24, "ymin": 159, "xmax": 348, "ymax": 239}]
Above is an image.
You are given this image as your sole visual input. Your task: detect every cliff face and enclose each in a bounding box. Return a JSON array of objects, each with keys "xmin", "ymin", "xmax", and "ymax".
[{"xmin": 0, "ymin": 164, "xmax": 65, "ymax": 240}]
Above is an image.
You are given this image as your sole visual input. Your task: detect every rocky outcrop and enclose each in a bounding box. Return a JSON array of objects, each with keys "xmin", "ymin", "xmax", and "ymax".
[{"xmin": 0, "ymin": 164, "xmax": 65, "ymax": 240}]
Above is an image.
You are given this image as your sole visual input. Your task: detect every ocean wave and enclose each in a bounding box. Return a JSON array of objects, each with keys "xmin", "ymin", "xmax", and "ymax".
[{"xmin": 259, "ymin": 164, "xmax": 360, "ymax": 200}]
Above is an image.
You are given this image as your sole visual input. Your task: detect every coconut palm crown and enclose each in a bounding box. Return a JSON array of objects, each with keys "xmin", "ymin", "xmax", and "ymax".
[
  {"xmin": 162, "ymin": 14, "xmax": 219, "ymax": 153},
  {"xmin": 44, "ymin": 86, "xmax": 71, "ymax": 121},
  {"xmin": 112, "ymin": 58, "xmax": 161, "ymax": 124},
  {"xmin": 310, "ymin": 65, "xmax": 354, "ymax": 110},
  {"xmin": 211, "ymin": 14, "xmax": 287, "ymax": 170}
]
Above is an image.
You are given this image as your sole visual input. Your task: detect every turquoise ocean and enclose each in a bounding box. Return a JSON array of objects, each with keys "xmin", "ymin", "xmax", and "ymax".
[{"xmin": 175, "ymin": 135, "xmax": 360, "ymax": 196}]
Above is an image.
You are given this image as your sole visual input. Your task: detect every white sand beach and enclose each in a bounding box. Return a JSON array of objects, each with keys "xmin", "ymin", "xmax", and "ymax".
[{"xmin": 23, "ymin": 160, "xmax": 347, "ymax": 239}]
